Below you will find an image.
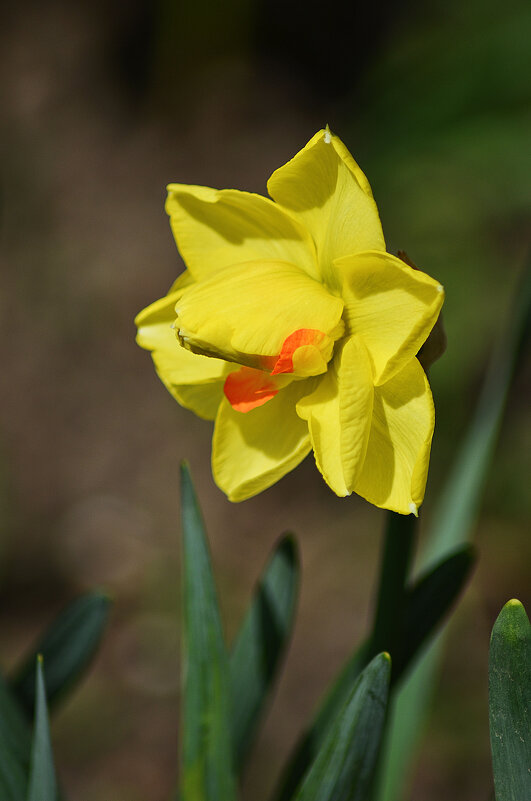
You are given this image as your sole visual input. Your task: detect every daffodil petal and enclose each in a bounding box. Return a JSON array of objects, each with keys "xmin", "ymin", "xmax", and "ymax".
[
  {"xmin": 165, "ymin": 184, "xmax": 318, "ymax": 281},
  {"xmin": 267, "ymin": 129, "xmax": 385, "ymax": 289},
  {"xmin": 167, "ymin": 268, "xmax": 194, "ymax": 293},
  {"xmin": 174, "ymin": 260, "xmax": 344, "ymax": 368},
  {"xmin": 296, "ymin": 336, "xmax": 374, "ymax": 496},
  {"xmin": 337, "ymin": 251, "xmax": 444, "ymax": 385},
  {"xmin": 353, "ymin": 358, "xmax": 434, "ymax": 514},
  {"xmin": 135, "ymin": 291, "xmax": 230, "ymax": 419},
  {"xmin": 224, "ymin": 366, "xmax": 284, "ymax": 412},
  {"xmin": 171, "ymin": 383, "xmax": 226, "ymax": 420},
  {"xmin": 329, "ymin": 132, "xmax": 376, "ymax": 199},
  {"xmin": 212, "ymin": 381, "xmax": 314, "ymax": 501}
]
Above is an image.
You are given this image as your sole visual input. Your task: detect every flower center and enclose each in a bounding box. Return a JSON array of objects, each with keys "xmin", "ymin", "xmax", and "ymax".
[
  {"xmin": 224, "ymin": 327, "xmax": 338, "ymax": 413},
  {"xmin": 224, "ymin": 367, "xmax": 280, "ymax": 413},
  {"xmin": 268, "ymin": 328, "xmax": 332, "ymax": 376}
]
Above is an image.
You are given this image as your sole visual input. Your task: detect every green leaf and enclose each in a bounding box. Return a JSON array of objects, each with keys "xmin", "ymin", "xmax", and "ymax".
[
  {"xmin": 274, "ymin": 546, "xmax": 474, "ymax": 801},
  {"xmin": 230, "ymin": 534, "xmax": 299, "ymax": 770},
  {"xmin": 0, "ymin": 672, "xmax": 32, "ymax": 800},
  {"xmin": 179, "ymin": 463, "xmax": 237, "ymax": 801},
  {"xmin": 274, "ymin": 643, "xmax": 370, "ymax": 801},
  {"xmin": 10, "ymin": 593, "xmax": 110, "ymax": 718},
  {"xmin": 293, "ymin": 653, "xmax": 391, "ymax": 801},
  {"xmin": 373, "ymin": 263, "xmax": 531, "ymax": 801},
  {"xmin": 489, "ymin": 599, "xmax": 531, "ymax": 801},
  {"xmin": 27, "ymin": 658, "xmax": 57, "ymax": 801},
  {"xmin": 394, "ymin": 546, "xmax": 476, "ymax": 680}
]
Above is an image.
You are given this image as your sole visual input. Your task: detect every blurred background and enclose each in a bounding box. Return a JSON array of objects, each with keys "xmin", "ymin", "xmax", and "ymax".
[{"xmin": 0, "ymin": 0, "xmax": 530, "ymax": 798}]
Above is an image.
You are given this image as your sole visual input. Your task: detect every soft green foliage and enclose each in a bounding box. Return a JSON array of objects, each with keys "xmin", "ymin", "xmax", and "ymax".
[
  {"xmin": 396, "ymin": 546, "xmax": 476, "ymax": 679},
  {"xmin": 10, "ymin": 593, "xmax": 110, "ymax": 718},
  {"xmin": 0, "ymin": 672, "xmax": 31, "ymax": 800},
  {"xmin": 489, "ymin": 600, "xmax": 531, "ymax": 801},
  {"xmin": 0, "ymin": 463, "xmax": 524, "ymax": 801},
  {"xmin": 274, "ymin": 643, "xmax": 371, "ymax": 801},
  {"xmin": 27, "ymin": 658, "xmax": 57, "ymax": 801},
  {"xmin": 293, "ymin": 653, "xmax": 391, "ymax": 801},
  {"xmin": 373, "ymin": 265, "xmax": 531, "ymax": 800},
  {"xmin": 230, "ymin": 535, "xmax": 299, "ymax": 770},
  {"xmin": 0, "ymin": 594, "xmax": 109, "ymax": 801},
  {"xmin": 179, "ymin": 463, "xmax": 237, "ymax": 801},
  {"xmin": 179, "ymin": 466, "xmax": 396, "ymax": 801},
  {"xmin": 275, "ymin": 534, "xmax": 474, "ymax": 801}
]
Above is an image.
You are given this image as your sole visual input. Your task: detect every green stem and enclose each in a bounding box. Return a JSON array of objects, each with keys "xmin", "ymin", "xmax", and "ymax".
[
  {"xmin": 366, "ymin": 512, "xmax": 418, "ymax": 801},
  {"xmin": 369, "ymin": 511, "xmax": 418, "ymax": 663}
]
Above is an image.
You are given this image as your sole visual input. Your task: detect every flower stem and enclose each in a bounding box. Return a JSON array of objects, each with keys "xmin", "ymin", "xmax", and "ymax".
[
  {"xmin": 365, "ymin": 512, "xmax": 418, "ymax": 801},
  {"xmin": 369, "ymin": 511, "xmax": 418, "ymax": 665}
]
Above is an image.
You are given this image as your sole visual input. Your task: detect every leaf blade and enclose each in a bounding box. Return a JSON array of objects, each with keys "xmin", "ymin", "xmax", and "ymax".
[
  {"xmin": 10, "ymin": 593, "xmax": 110, "ymax": 717},
  {"xmin": 395, "ymin": 545, "xmax": 476, "ymax": 680},
  {"xmin": 274, "ymin": 546, "xmax": 474, "ymax": 801},
  {"xmin": 230, "ymin": 534, "xmax": 299, "ymax": 770},
  {"xmin": 489, "ymin": 599, "xmax": 531, "ymax": 801},
  {"xmin": 0, "ymin": 672, "xmax": 32, "ymax": 800},
  {"xmin": 26, "ymin": 658, "xmax": 57, "ymax": 801},
  {"xmin": 274, "ymin": 642, "xmax": 370, "ymax": 801},
  {"xmin": 179, "ymin": 463, "xmax": 237, "ymax": 801},
  {"xmin": 294, "ymin": 653, "xmax": 391, "ymax": 801}
]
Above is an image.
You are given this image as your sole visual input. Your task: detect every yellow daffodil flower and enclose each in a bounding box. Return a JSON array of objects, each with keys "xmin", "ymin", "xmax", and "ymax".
[{"xmin": 136, "ymin": 129, "xmax": 444, "ymax": 513}]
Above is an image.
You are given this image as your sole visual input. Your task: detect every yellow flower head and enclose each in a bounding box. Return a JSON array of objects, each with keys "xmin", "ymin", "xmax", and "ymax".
[{"xmin": 136, "ymin": 129, "xmax": 444, "ymax": 513}]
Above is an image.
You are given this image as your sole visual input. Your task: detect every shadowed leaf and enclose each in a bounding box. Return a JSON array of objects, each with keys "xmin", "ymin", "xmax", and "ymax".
[
  {"xmin": 230, "ymin": 534, "xmax": 299, "ymax": 770},
  {"xmin": 10, "ymin": 593, "xmax": 110, "ymax": 718},
  {"xmin": 0, "ymin": 671, "xmax": 32, "ymax": 800},
  {"xmin": 395, "ymin": 546, "xmax": 476, "ymax": 679}
]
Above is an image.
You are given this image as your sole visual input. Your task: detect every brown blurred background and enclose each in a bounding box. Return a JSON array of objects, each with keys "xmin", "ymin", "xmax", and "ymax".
[{"xmin": 0, "ymin": 0, "xmax": 530, "ymax": 799}]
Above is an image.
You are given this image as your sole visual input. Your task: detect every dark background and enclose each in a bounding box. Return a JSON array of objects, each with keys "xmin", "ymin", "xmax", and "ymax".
[{"xmin": 1, "ymin": 0, "xmax": 530, "ymax": 799}]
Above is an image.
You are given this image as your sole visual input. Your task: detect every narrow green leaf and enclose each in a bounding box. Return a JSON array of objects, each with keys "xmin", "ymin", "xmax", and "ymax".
[
  {"xmin": 293, "ymin": 653, "xmax": 391, "ymax": 801},
  {"xmin": 374, "ymin": 263, "xmax": 531, "ymax": 801},
  {"xmin": 179, "ymin": 463, "xmax": 237, "ymax": 801},
  {"xmin": 274, "ymin": 548, "xmax": 474, "ymax": 801},
  {"xmin": 394, "ymin": 546, "xmax": 476, "ymax": 680},
  {"xmin": 27, "ymin": 658, "xmax": 57, "ymax": 801},
  {"xmin": 489, "ymin": 599, "xmax": 531, "ymax": 801},
  {"xmin": 10, "ymin": 593, "xmax": 110, "ymax": 717},
  {"xmin": 274, "ymin": 643, "xmax": 370, "ymax": 801},
  {"xmin": 0, "ymin": 767, "xmax": 26, "ymax": 801},
  {"xmin": 230, "ymin": 535, "xmax": 299, "ymax": 770},
  {"xmin": 0, "ymin": 672, "xmax": 32, "ymax": 800}
]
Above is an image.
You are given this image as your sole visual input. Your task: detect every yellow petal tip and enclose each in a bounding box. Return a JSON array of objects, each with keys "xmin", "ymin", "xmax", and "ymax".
[
  {"xmin": 409, "ymin": 502, "xmax": 418, "ymax": 517},
  {"xmin": 437, "ymin": 284, "xmax": 444, "ymax": 293},
  {"xmin": 323, "ymin": 125, "xmax": 332, "ymax": 144}
]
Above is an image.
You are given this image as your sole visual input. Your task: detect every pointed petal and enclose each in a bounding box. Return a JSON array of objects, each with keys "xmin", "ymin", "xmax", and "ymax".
[
  {"xmin": 174, "ymin": 260, "xmax": 344, "ymax": 368},
  {"xmin": 296, "ymin": 336, "xmax": 374, "ymax": 496},
  {"xmin": 353, "ymin": 358, "xmax": 435, "ymax": 514},
  {"xmin": 337, "ymin": 250, "xmax": 444, "ymax": 385},
  {"xmin": 212, "ymin": 381, "xmax": 314, "ymax": 501},
  {"xmin": 267, "ymin": 130, "xmax": 385, "ymax": 290},
  {"xmin": 136, "ymin": 291, "xmax": 230, "ymax": 419},
  {"xmin": 166, "ymin": 184, "xmax": 318, "ymax": 280}
]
